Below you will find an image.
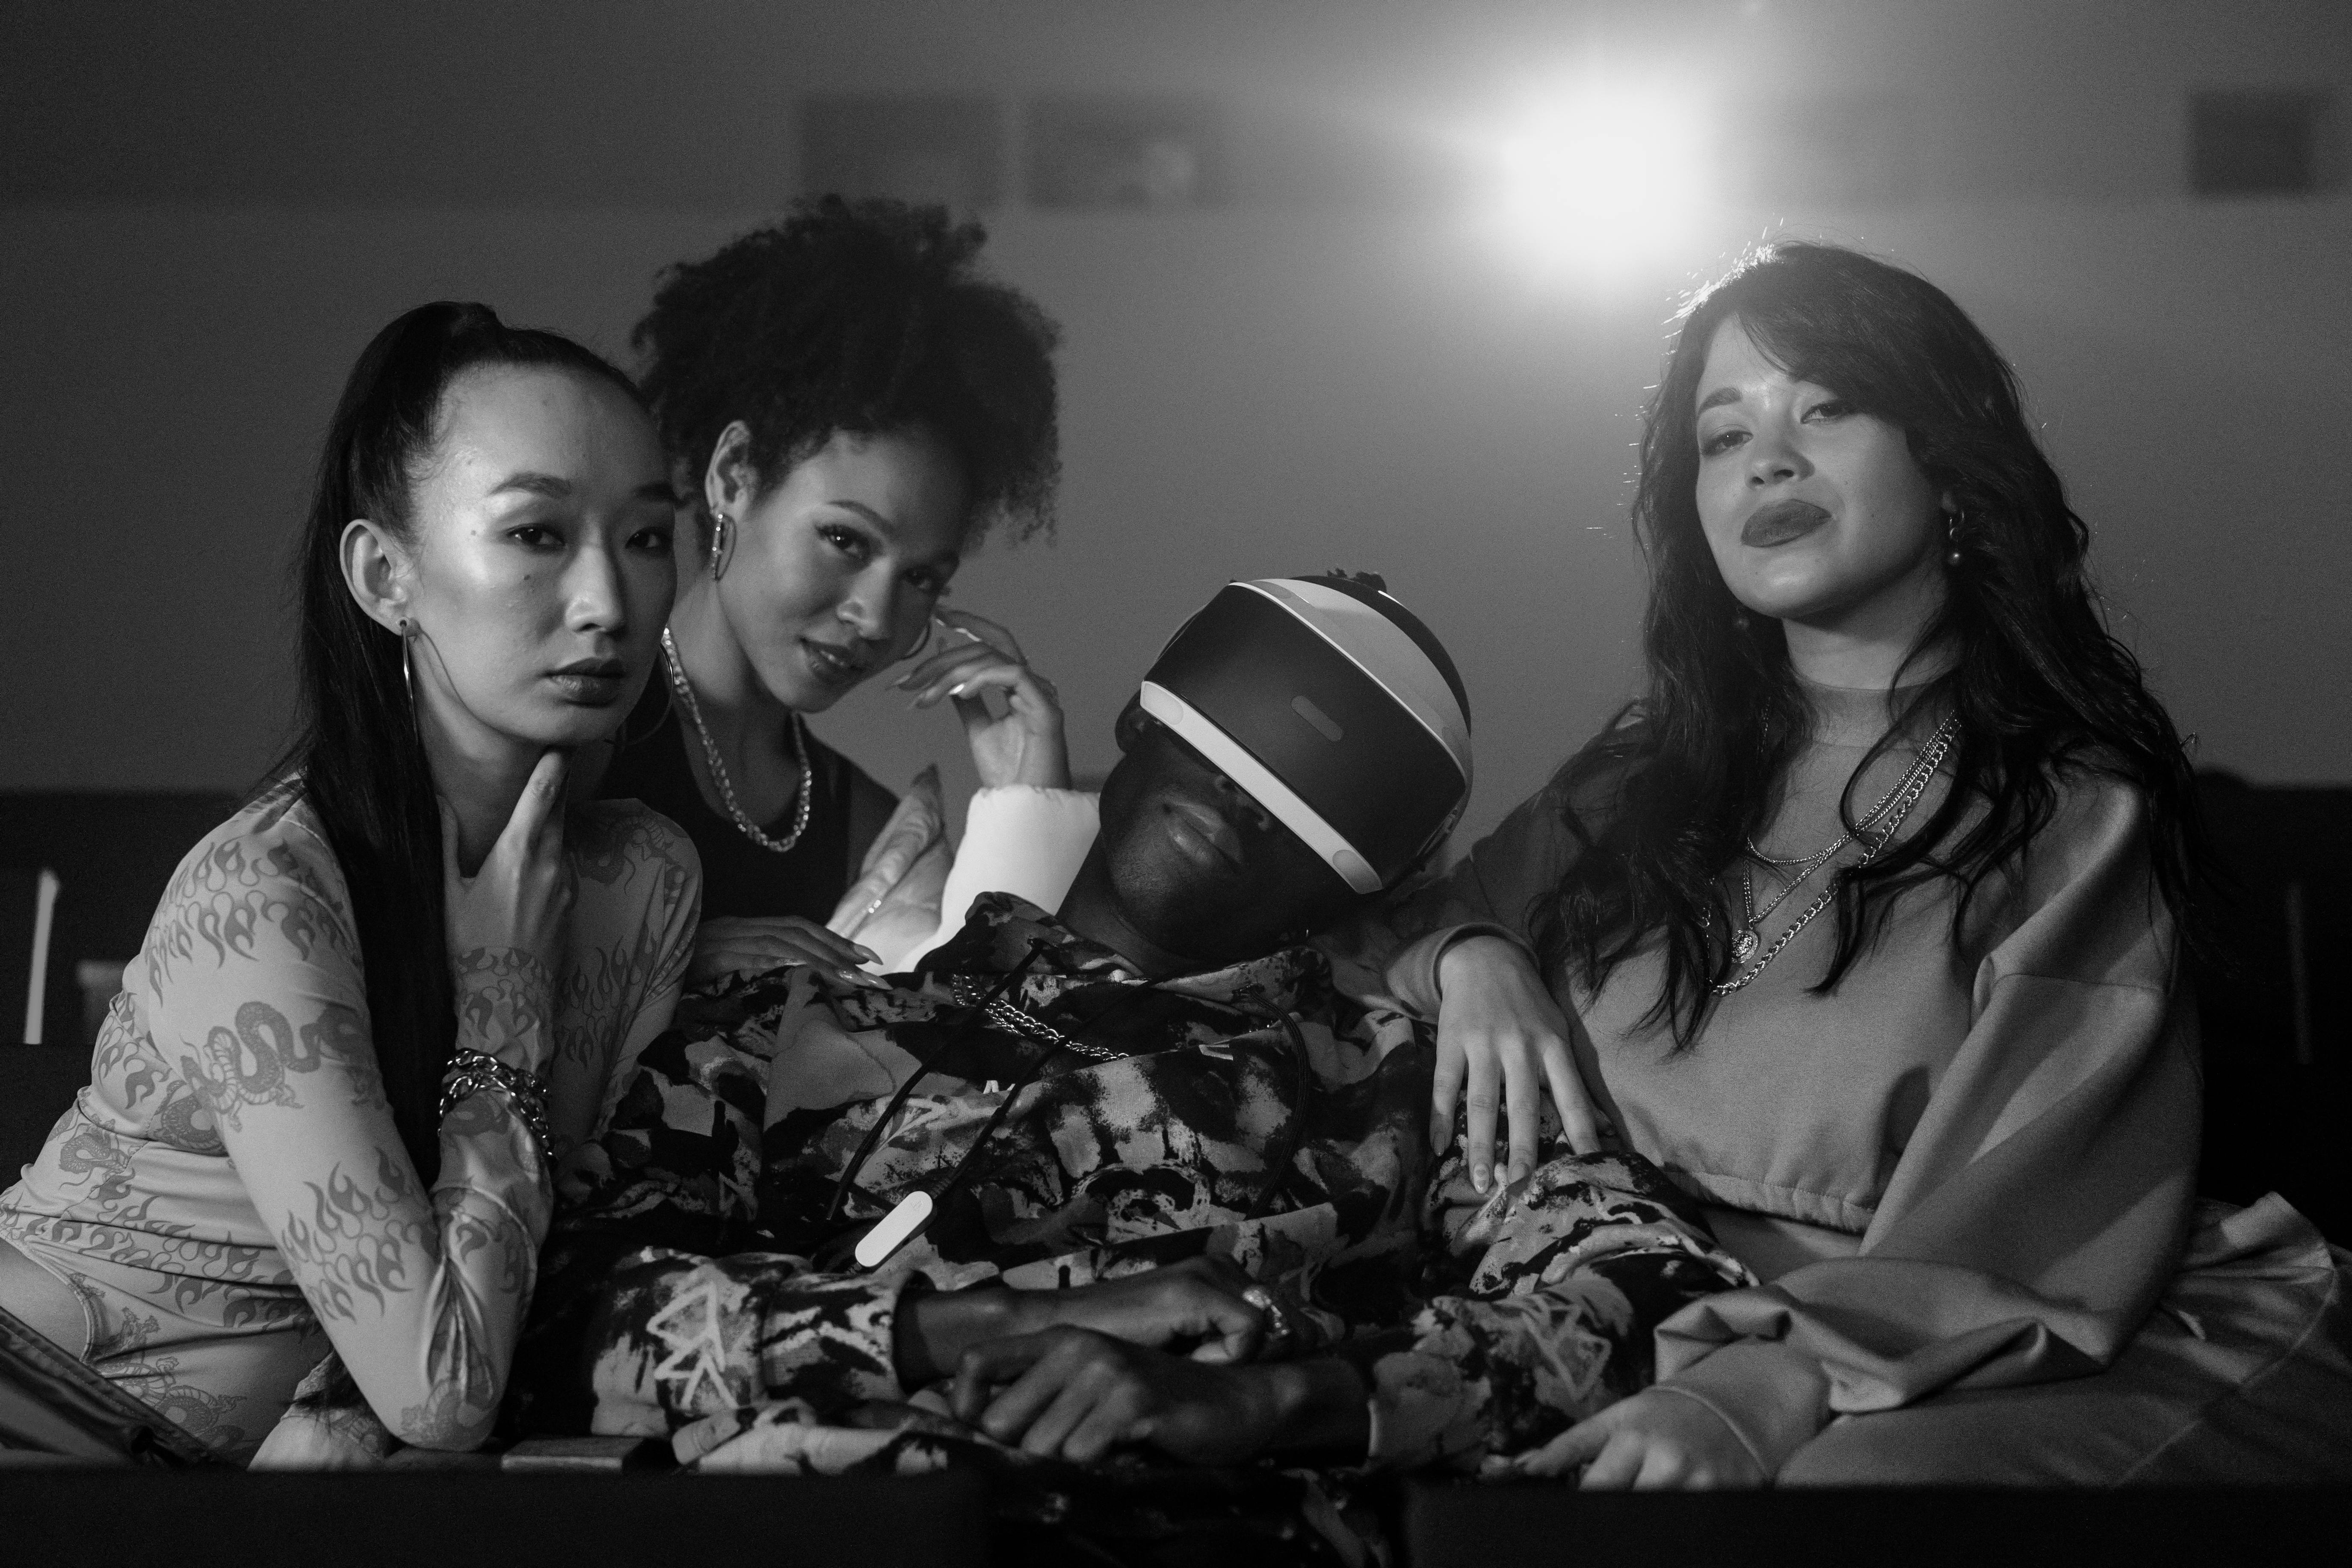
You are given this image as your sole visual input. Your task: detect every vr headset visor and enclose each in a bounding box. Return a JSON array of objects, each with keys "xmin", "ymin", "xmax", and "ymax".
[{"xmin": 1139, "ymin": 575, "xmax": 1471, "ymax": 895}]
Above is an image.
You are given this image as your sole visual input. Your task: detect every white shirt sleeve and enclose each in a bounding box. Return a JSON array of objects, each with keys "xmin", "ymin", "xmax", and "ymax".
[{"xmin": 873, "ymin": 785, "xmax": 1099, "ymax": 972}]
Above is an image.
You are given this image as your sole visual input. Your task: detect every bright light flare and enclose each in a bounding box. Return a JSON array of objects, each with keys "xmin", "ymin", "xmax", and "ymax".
[{"xmin": 1479, "ymin": 84, "xmax": 1713, "ymax": 278}]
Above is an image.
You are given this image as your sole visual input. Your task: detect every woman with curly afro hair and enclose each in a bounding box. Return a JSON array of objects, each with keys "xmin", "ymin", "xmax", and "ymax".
[{"xmin": 604, "ymin": 196, "xmax": 1072, "ymax": 982}]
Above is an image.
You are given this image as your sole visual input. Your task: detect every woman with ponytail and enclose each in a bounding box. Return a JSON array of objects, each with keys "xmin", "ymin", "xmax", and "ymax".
[
  {"xmin": 1341, "ymin": 243, "xmax": 2352, "ymax": 1485},
  {"xmin": 0, "ymin": 303, "xmax": 700, "ymax": 1462}
]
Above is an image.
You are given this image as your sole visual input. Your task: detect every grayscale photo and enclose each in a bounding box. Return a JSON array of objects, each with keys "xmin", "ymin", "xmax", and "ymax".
[{"xmin": 2, "ymin": 3, "xmax": 2347, "ymax": 1562}]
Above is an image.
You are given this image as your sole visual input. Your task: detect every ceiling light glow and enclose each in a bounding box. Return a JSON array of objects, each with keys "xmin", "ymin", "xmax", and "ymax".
[{"xmin": 1480, "ymin": 83, "xmax": 1713, "ymax": 278}]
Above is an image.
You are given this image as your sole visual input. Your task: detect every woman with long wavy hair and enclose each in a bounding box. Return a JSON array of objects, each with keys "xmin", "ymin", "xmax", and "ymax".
[
  {"xmin": 0, "ymin": 304, "xmax": 700, "ymax": 1463},
  {"xmin": 1343, "ymin": 242, "xmax": 2352, "ymax": 1484}
]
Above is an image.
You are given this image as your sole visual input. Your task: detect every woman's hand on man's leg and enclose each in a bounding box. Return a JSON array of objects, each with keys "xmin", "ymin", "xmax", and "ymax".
[{"xmin": 1432, "ymin": 935, "xmax": 1612, "ymax": 1192}]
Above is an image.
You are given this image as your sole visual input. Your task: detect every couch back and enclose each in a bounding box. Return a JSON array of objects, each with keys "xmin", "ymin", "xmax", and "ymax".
[
  {"xmin": 0, "ymin": 790, "xmax": 242, "ymax": 1048},
  {"xmin": 2192, "ymin": 773, "xmax": 2351, "ymax": 1241}
]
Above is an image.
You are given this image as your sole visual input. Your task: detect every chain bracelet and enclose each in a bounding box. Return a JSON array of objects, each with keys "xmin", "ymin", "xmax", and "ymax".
[{"xmin": 438, "ymin": 1048, "xmax": 552, "ymax": 1153}]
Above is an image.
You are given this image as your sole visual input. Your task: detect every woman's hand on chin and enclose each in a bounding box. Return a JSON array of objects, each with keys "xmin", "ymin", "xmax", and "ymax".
[
  {"xmin": 1503, "ymin": 1387, "xmax": 1765, "ymax": 1490},
  {"xmin": 895, "ymin": 609, "xmax": 1070, "ymax": 790},
  {"xmin": 440, "ymin": 748, "xmax": 575, "ymax": 1074},
  {"xmin": 1433, "ymin": 935, "xmax": 1611, "ymax": 1191},
  {"xmin": 687, "ymin": 915, "xmax": 885, "ymax": 988}
]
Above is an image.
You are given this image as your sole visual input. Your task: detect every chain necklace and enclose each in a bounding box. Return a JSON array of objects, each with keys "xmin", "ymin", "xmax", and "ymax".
[
  {"xmin": 1736, "ymin": 834, "xmax": 1852, "ymax": 942},
  {"xmin": 1734, "ymin": 862, "xmax": 1825, "ymax": 960},
  {"xmin": 1734, "ymin": 775, "xmax": 1909, "ymax": 959},
  {"xmin": 1716, "ymin": 715, "xmax": 1959, "ymax": 993},
  {"xmin": 660, "ymin": 627, "xmax": 813, "ymax": 855},
  {"xmin": 950, "ymin": 977, "xmax": 1125, "ymax": 1063},
  {"xmin": 825, "ymin": 953, "xmax": 1161, "ymax": 1269},
  {"xmin": 1743, "ymin": 725, "xmax": 1938, "ymax": 872}
]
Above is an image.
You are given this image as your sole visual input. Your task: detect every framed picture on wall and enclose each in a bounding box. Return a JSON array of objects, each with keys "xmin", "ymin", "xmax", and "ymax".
[
  {"xmin": 1024, "ymin": 94, "xmax": 1225, "ymax": 210},
  {"xmin": 799, "ymin": 95, "xmax": 1006, "ymax": 211}
]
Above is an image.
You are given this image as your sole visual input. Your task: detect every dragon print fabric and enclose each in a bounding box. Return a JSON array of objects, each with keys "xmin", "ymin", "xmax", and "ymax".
[
  {"xmin": 521, "ymin": 892, "xmax": 1754, "ymax": 1521},
  {"xmin": 0, "ymin": 780, "xmax": 701, "ymax": 1461}
]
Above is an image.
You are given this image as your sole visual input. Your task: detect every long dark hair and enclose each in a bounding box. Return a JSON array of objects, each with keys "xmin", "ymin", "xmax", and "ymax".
[
  {"xmin": 1534, "ymin": 243, "xmax": 2202, "ymax": 1045},
  {"xmin": 633, "ymin": 195, "xmax": 1062, "ymax": 544},
  {"xmin": 278, "ymin": 302, "xmax": 648, "ymax": 1180}
]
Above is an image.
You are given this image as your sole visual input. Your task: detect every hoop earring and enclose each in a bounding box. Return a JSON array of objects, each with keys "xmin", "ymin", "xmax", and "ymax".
[
  {"xmin": 707, "ymin": 510, "xmax": 733, "ymax": 581},
  {"xmin": 399, "ymin": 619, "xmax": 416, "ymax": 708}
]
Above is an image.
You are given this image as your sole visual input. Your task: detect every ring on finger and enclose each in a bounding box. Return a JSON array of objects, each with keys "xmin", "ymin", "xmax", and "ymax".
[{"xmin": 1239, "ymin": 1284, "xmax": 1299, "ymax": 1354}]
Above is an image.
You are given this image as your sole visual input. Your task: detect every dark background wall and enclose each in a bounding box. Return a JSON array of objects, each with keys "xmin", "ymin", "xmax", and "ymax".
[{"xmin": 4, "ymin": 0, "xmax": 2348, "ymax": 844}]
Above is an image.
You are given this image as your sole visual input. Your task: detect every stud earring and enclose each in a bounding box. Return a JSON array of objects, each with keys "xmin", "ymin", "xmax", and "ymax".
[
  {"xmin": 1944, "ymin": 510, "xmax": 1966, "ymax": 569},
  {"xmin": 707, "ymin": 509, "xmax": 732, "ymax": 580}
]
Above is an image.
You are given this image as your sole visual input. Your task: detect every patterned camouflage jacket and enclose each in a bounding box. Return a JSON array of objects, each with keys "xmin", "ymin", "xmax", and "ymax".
[{"xmin": 515, "ymin": 894, "xmax": 1750, "ymax": 1473}]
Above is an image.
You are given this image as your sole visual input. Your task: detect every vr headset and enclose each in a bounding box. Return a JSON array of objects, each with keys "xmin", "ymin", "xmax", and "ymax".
[{"xmin": 1138, "ymin": 573, "xmax": 1471, "ymax": 894}]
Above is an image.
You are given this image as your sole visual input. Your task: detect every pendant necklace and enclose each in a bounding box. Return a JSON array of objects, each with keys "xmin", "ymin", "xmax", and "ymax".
[
  {"xmin": 1731, "ymin": 864, "xmax": 1822, "ymax": 965},
  {"xmin": 1717, "ymin": 714, "xmax": 1960, "ymax": 993}
]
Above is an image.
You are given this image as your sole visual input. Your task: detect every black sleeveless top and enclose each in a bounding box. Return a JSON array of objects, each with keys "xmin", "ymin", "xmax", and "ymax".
[{"xmin": 600, "ymin": 680, "xmax": 888, "ymax": 922}]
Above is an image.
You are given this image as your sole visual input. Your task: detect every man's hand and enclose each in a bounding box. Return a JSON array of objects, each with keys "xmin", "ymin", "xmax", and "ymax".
[
  {"xmin": 950, "ymin": 1328, "xmax": 1367, "ymax": 1466},
  {"xmin": 1038, "ymin": 1257, "xmax": 1275, "ymax": 1363},
  {"xmin": 1503, "ymin": 1387, "xmax": 1765, "ymax": 1489},
  {"xmin": 893, "ymin": 1260, "xmax": 1275, "ymax": 1389}
]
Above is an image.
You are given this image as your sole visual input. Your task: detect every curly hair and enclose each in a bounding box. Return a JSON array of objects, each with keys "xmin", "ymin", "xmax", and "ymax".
[
  {"xmin": 633, "ymin": 196, "xmax": 1061, "ymax": 543},
  {"xmin": 1532, "ymin": 243, "xmax": 2204, "ymax": 1046}
]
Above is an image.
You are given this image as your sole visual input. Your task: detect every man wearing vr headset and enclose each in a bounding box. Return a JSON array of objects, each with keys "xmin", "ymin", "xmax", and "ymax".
[{"xmin": 511, "ymin": 575, "xmax": 1747, "ymax": 1512}]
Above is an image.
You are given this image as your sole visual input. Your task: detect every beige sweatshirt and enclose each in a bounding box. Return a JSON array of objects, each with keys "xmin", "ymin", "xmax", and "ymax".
[{"xmin": 1334, "ymin": 680, "xmax": 2199, "ymax": 1474}]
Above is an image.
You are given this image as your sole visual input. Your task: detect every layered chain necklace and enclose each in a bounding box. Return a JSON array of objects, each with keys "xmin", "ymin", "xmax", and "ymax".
[
  {"xmin": 660, "ymin": 628, "xmax": 813, "ymax": 855},
  {"xmin": 1729, "ymin": 731, "xmax": 1937, "ymax": 962},
  {"xmin": 1714, "ymin": 713, "xmax": 1960, "ymax": 996}
]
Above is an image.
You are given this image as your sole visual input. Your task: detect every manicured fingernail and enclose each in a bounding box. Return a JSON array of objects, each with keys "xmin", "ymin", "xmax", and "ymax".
[
  {"xmin": 1471, "ymin": 1165, "xmax": 1491, "ymax": 1193},
  {"xmin": 1506, "ymin": 1161, "xmax": 1530, "ymax": 1186},
  {"xmin": 948, "ymin": 683, "xmax": 968, "ymax": 699}
]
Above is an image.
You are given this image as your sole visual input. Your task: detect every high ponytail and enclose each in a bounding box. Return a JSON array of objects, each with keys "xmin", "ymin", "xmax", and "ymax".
[{"xmin": 274, "ymin": 302, "xmax": 645, "ymax": 1180}]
